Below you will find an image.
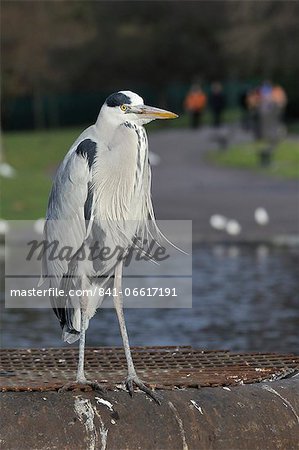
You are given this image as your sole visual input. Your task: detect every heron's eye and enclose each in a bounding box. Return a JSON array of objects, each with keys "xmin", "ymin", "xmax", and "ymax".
[{"xmin": 120, "ymin": 104, "xmax": 127, "ymax": 112}]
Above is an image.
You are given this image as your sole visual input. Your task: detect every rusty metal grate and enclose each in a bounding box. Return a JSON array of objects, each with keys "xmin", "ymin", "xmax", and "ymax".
[{"xmin": 1, "ymin": 346, "xmax": 298, "ymax": 392}]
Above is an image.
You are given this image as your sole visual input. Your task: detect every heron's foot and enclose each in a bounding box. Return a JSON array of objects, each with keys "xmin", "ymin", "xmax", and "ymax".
[
  {"xmin": 58, "ymin": 379, "xmax": 106, "ymax": 393},
  {"xmin": 125, "ymin": 373, "xmax": 161, "ymax": 404}
]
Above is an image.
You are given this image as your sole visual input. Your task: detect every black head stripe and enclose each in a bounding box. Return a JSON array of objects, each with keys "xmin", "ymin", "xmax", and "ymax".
[{"xmin": 105, "ymin": 92, "xmax": 132, "ymax": 107}]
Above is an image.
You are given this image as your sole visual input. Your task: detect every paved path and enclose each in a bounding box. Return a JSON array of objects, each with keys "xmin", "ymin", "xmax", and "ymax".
[{"xmin": 149, "ymin": 126, "xmax": 298, "ymax": 243}]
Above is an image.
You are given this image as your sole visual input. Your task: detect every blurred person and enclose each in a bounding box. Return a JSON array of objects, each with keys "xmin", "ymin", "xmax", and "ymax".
[
  {"xmin": 272, "ymin": 84, "xmax": 287, "ymax": 116},
  {"xmin": 247, "ymin": 88, "xmax": 261, "ymax": 110},
  {"xmin": 258, "ymin": 81, "xmax": 287, "ymax": 166},
  {"xmin": 260, "ymin": 80, "xmax": 273, "ymax": 104},
  {"xmin": 184, "ymin": 84, "xmax": 207, "ymax": 128},
  {"xmin": 259, "ymin": 80, "xmax": 274, "ymax": 140},
  {"xmin": 271, "ymin": 84, "xmax": 288, "ymax": 140},
  {"xmin": 259, "ymin": 80, "xmax": 287, "ymax": 143},
  {"xmin": 209, "ymin": 82, "xmax": 226, "ymax": 127},
  {"xmin": 246, "ymin": 88, "xmax": 261, "ymax": 139},
  {"xmin": 239, "ymin": 88, "xmax": 250, "ymax": 130}
]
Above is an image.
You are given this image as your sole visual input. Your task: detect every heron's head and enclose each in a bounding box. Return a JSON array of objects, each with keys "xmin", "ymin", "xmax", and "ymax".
[{"xmin": 101, "ymin": 90, "xmax": 178, "ymax": 126}]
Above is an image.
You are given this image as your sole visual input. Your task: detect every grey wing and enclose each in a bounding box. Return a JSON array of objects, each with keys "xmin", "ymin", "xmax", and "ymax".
[{"xmin": 42, "ymin": 139, "xmax": 97, "ymax": 341}]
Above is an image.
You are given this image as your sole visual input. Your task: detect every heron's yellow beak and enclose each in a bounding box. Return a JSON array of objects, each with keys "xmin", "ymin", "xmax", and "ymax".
[{"xmin": 130, "ymin": 105, "xmax": 178, "ymax": 119}]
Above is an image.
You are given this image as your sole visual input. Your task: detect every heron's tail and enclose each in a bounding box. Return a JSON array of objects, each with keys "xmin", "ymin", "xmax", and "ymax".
[
  {"xmin": 61, "ymin": 309, "xmax": 90, "ymax": 344},
  {"xmin": 62, "ymin": 326, "xmax": 80, "ymax": 344}
]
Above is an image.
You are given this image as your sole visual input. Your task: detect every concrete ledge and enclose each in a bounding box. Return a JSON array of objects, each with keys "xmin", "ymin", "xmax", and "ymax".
[{"xmin": 1, "ymin": 379, "xmax": 298, "ymax": 450}]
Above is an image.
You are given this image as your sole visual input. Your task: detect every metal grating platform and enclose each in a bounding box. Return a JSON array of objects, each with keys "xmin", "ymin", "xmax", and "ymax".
[{"xmin": 1, "ymin": 346, "xmax": 298, "ymax": 392}]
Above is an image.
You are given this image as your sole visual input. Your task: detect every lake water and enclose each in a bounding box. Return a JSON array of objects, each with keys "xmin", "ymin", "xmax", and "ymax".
[{"xmin": 1, "ymin": 245, "xmax": 298, "ymax": 354}]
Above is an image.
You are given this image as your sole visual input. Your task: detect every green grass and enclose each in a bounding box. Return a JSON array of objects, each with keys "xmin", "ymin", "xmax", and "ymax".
[
  {"xmin": 207, "ymin": 140, "xmax": 299, "ymax": 180},
  {"xmin": 288, "ymin": 121, "xmax": 299, "ymax": 134},
  {"xmin": 1, "ymin": 127, "xmax": 82, "ymax": 219}
]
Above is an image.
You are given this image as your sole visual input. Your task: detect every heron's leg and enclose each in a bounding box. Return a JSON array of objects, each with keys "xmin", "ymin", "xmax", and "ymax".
[
  {"xmin": 59, "ymin": 298, "xmax": 105, "ymax": 393},
  {"xmin": 76, "ymin": 305, "xmax": 87, "ymax": 383},
  {"xmin": 113, "ymin": 261, "xmax": 136, "ymax": 377},
  {"xmin": 113, "ymin": 260, "xmax": 161, "ymax": 404}
]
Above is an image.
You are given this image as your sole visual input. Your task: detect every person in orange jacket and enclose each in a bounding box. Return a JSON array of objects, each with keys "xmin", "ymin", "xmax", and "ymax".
[
  {"xmin": 271, "ymin": 84, "xmax": 287, "ymax": 110},
  {"xmin": 184, "ymin": 84, "xmax": 207, "ymax": 128}
]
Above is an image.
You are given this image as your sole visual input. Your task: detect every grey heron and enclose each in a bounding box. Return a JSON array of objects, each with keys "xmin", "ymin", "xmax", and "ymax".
[{"xmin": 43, "ymin": 91, "xmax": 177, "ymax": 402}]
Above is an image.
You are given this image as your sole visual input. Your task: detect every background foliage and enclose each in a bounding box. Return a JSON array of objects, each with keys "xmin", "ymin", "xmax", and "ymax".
[{"xmin": 2, "ymin": 1, "xmax": 299, "ymax": 129}]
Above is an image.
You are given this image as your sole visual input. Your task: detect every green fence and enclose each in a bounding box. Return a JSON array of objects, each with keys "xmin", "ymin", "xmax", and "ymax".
[{"xmin": 2, "ymin": 79, "xmax": 296, "ymax": 131}]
